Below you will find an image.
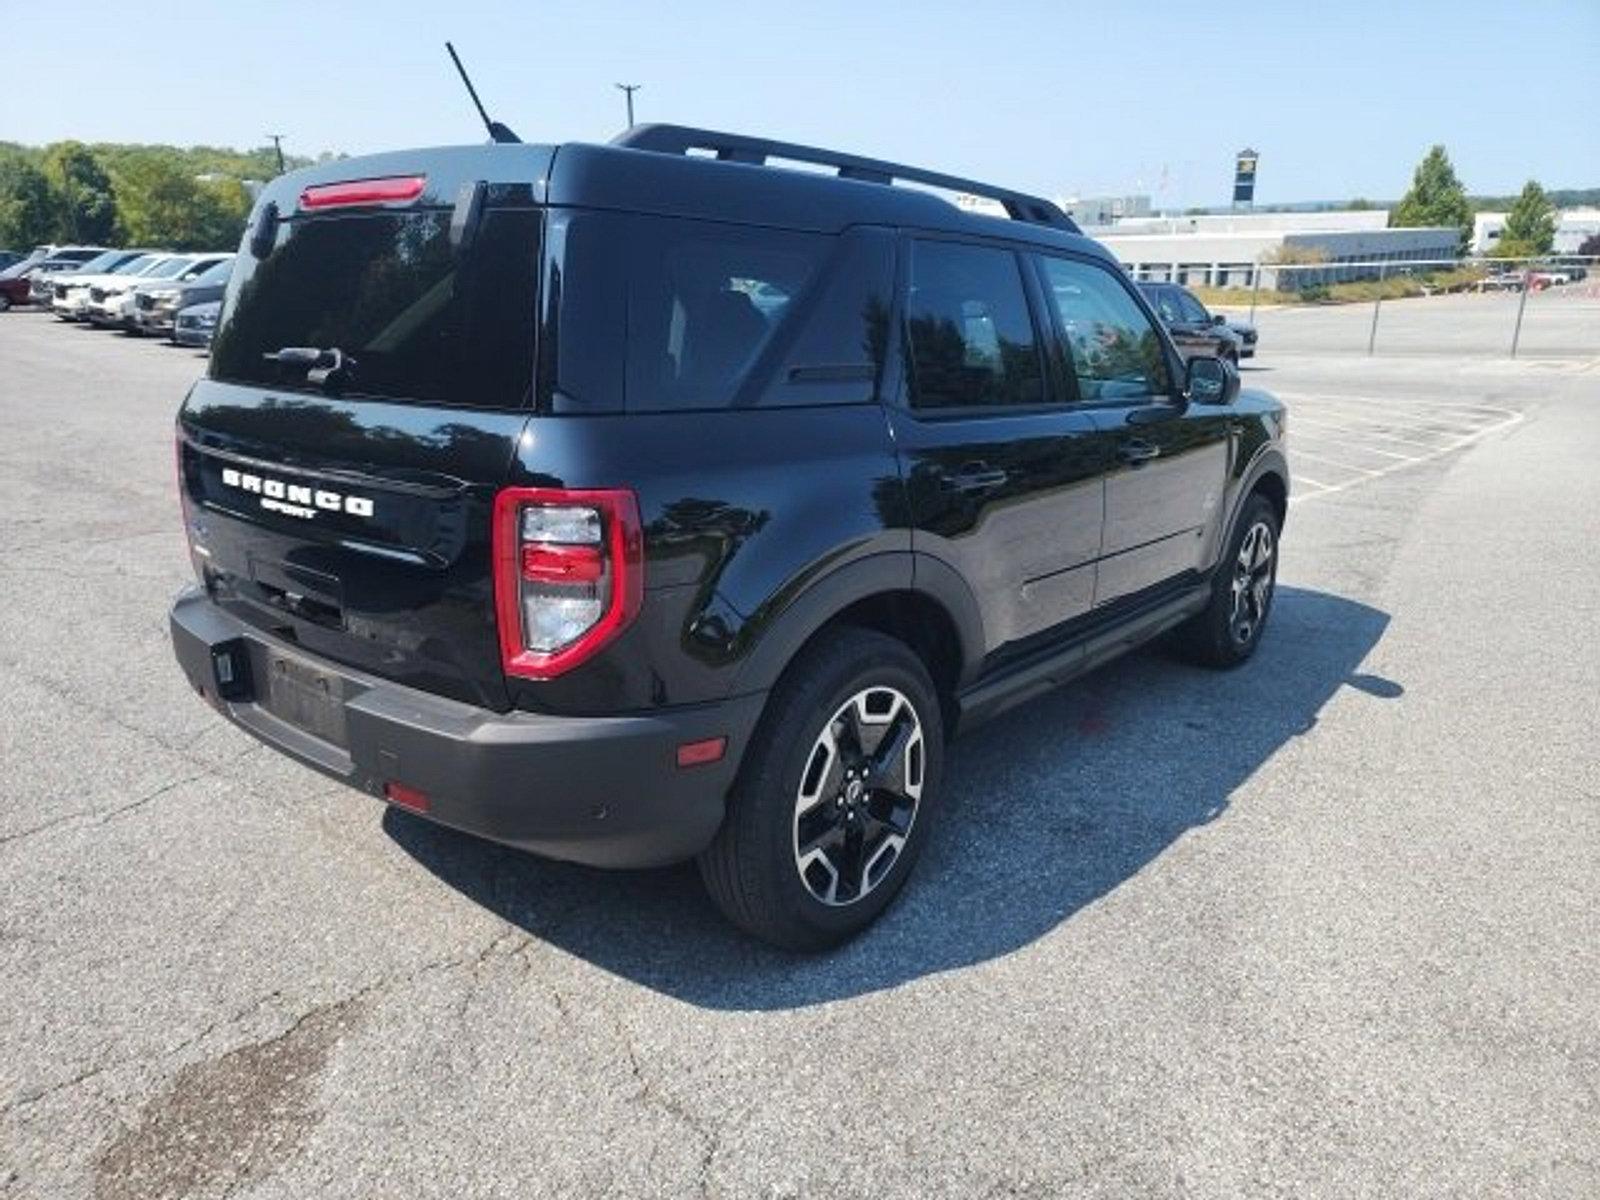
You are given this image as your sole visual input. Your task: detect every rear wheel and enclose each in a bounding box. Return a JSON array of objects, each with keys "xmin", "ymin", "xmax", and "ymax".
[
  {"xmin": 0, "ymin": 295, "xmax": 10, "ymax": 312},
  {"xmin": 698, "ymin": 627, "xmax": 944, "ymax": 950},
  {"xmin": 1170, "ymin": 493, "xmax": 1279, "ymax": 668}
]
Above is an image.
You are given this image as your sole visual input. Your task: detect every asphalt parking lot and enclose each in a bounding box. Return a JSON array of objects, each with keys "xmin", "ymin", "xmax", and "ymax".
[{"xmin": 2, "ymin": 297, "xmax": 1598, "ymax": 1198}]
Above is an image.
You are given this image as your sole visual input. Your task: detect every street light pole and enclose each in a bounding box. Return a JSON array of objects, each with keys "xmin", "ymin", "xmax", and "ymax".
[
  {"xmin": 614, "ymin": 83, "xmax": 641, "ymax": 128},
  {"xmin": 265, "ymin": 134, "xmax": 286, "ymax": 175}
]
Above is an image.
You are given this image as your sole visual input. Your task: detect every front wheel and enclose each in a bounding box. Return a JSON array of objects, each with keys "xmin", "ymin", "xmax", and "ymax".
[
  {"xmin": 1170, "ymin": 494, "xmax": 1280, "ymax": 668},
  {"xmin": 0, "ymin": 295, "xmax": 11, "ymax": 312},
  {"xmin": 698, "ymin": 627, "xmax": 944, "ymax": 950}
]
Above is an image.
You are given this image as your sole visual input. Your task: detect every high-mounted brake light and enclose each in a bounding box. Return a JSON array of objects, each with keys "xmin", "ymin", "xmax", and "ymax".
[
  {"xmin": 492, "ymin": 487, "xmax": 644, "ymax": 680},
  {"xmin": 298, "ymin": 175, "xmax": 427, "ymax": 211}
]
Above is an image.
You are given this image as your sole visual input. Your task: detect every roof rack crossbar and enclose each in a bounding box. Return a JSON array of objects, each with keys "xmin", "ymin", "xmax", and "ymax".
[{"xmin": 613, "ymin": 124, "xmax": 1079, "ymax": 233}]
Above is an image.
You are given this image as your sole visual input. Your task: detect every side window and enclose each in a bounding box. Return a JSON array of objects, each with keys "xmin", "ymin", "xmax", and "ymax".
[
  {"xmin": 1176, "ymin": 289, "xmax": 1211, "ymax": 324},
  {"xmin": 1146, "ymin": 287, "xmax": 1182, "ymax": 325},
  {"xmin": 625, "ymin": 216, "xmax": 829, "ymax": 412},
  {"xmin": 905, "ymin": 240, "xmax": 1043, "ymax": 410},
  {"xmin": 761, "ymin": 228, "xmax": 895, "ymax": 407},
  {"xmin": 1037, "ymin": 257, "xmax": 1173, "ymax": 401}
]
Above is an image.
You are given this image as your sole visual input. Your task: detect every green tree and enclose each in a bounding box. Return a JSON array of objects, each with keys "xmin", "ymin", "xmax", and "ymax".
[
  {"xmin": 1391, "ymin": 145, "xmax": 1472, "ymax": 252},
  {"xmin": 111, "ymin": 155, "xmax": 250, "ymax": 250},
  {"xmin": 0, "ymin": 154, "xmax": 58, "ymax": 249},
  {"xmin": 1500, "ymin": 180, "xmax": 1556, "ymax": 256},
  {"xmin": 190, "ymin": 176, "xmax": 252, "ymax": 249},
  {"xmin": 41, "ymin": 141, "xmax": 117, "ymax": 243}
]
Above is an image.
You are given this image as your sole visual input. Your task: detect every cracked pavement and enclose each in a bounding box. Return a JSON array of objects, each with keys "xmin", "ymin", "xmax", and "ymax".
[{"xmin": 2, "ymin": 306, "xmax": 1598, "ymax": 1198}]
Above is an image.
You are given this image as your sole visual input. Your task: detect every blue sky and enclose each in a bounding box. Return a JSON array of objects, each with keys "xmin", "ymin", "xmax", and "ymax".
[{"xmin": 8, "ymin": 0, "xmax": 1597, "ymax": 208}]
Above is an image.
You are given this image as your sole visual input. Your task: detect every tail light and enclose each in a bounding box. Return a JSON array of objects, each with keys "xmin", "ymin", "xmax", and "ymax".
[{"xmin": 492, "ymin": 487, "xmax": 644, "ymax": 680}]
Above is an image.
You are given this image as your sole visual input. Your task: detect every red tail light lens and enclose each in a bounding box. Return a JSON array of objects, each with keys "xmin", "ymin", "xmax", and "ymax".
[
  {"xmin": 299, "ymin": 175, "xmax": 427, "ymax": 210},
  {"xmin": 492, "ymin": 487, "xmax": 644, "ymax": 680},
  {"xmin": 384, "ymin": 782, "xmax": 430, "ymax": 813}
]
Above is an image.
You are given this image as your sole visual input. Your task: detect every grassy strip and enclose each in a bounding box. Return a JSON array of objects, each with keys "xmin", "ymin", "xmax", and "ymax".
[{"xmin": 1194, "ymin": 267, "xmax": 1487, "ymax": 308}]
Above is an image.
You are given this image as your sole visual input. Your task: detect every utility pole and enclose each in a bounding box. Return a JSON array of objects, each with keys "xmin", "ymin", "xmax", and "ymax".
[
  {"xmin": 614, "ymin": 84, "xmax": 641, "ymax": 129},
  {"xmin": 265, "ymin": 134, "xmax": 286, "ymax": 175}
]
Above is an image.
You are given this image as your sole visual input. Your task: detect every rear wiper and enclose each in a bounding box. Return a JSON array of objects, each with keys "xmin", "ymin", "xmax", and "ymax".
[{"xmin": 263, "ymin": 346, "xmax": 357, "ymax": 389}]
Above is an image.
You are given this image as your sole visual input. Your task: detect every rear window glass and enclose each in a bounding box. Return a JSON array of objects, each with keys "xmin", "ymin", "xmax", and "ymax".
[{"xmin": 211, "ymin": 207, "xmax": 540, "ymax": 409}]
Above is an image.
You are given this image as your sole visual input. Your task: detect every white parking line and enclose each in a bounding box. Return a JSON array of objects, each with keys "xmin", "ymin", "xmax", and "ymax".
[
  {"xmin": 1287, "ymin": 414, "xmax": 1451, "ymax": 451},
  {"xmin": 1280, "ymin": 391, "xmax": 1519, "ymax": 421},
  {"xmin": 1288, "ymin": 405, "xmax": 1525, "ymax": 504},
  {"xmin": 1287, "ymin": 447, "xmax": 1382, "ymax": 476},
  {"xmin": 1289, "ymin": 436, "xmax": 1418, "ymax": 461}
]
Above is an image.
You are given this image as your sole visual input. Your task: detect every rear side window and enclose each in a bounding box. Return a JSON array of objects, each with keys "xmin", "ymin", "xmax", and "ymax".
[
  {"xmin": 211, "ymin": 207, "xmax": 540, "ymax": 409},
  {"xmin": 549, "ymin": 213, "xmax": 891, "ymax": 412},
  {"xmin": 630, "ymin": 220, "xmax": 820, "ymax": 411},
  {"xmin": 904, "ymin": 240, "xmax": 1043, "ymax": 410}
]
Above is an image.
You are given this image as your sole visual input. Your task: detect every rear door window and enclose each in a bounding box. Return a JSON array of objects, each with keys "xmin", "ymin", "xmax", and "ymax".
[
  {"xmin": 211, "ymin": 206, "xmax": 540, "ymax": 409},
  {"xmin": 904, "ymin": 239, "xmax": 1044, "ymax": 410}
]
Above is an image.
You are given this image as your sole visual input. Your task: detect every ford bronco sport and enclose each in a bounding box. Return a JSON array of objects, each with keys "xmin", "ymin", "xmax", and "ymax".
[{"xmin": 171, "ymin": 125, "xmax": 1289, "ymax": 949}]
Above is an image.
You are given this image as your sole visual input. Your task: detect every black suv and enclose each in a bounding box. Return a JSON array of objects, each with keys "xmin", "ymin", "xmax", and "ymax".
[
  {"xmin": 171, "ymin": 126, "xmax": 1289, "ymax": 949},
  {"xmin": 1137, "ymin": 281, "xmax": 1252, "ymax": 362}
]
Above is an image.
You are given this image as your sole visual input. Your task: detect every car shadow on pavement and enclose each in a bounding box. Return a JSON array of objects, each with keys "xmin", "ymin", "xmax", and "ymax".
[{"xmin": 385, "ymin": 585, "xmax": 1392, "ymax": 1009}]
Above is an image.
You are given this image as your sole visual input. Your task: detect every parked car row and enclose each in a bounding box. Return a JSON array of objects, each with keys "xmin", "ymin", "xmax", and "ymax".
[{"xmin": 0, "ymin": 244, "xmax": 227, "ymax": 347}]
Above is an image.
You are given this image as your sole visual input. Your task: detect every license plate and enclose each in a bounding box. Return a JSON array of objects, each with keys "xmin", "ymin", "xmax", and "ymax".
[{"xmin": 261, "ymin": 649, "xmax": 348, "ymax": 747}]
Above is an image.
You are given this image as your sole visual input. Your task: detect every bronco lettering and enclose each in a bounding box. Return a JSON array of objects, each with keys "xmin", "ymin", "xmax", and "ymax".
[{"xmin": 220, "ymin": 467, "xmax": 374, "ymax": 518}]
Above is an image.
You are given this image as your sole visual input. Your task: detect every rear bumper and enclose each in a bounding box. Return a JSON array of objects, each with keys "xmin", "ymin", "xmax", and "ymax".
[{"xmin": 170, "ymin": 588, "xmax": 764, "ymax": 868}]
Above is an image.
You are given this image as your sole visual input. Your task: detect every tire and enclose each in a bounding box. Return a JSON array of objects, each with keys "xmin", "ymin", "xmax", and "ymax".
[
  {"xmin": 0, "ymin": 295, "xmax": 10, "ymax": 312},
  {"xmin": 698, "ymin": 626, "xmax": 944, "ymax": 951},
  {"xmin": 1170, "ymin": 493, "xmax": 1280, "ymax": 668}
]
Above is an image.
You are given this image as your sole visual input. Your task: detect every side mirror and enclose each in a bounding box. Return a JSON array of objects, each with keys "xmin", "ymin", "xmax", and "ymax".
[
  {"xmin": 1210, "ymin": 313, "xmax": 1227, "ymax": 326},
  {"xmin": 1186, "ymin": 355, "xmax": 1239, "ymax": 405}
]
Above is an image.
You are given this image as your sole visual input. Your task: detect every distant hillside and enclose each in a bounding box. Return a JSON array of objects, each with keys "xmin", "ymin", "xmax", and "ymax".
[
  {"xmin": 0, "ymin": 141, "xmax": 323, "ymax": 180},
  {"xmin": 1185, "ymin": 188, "xmax": 1599, "ymax": 216}
]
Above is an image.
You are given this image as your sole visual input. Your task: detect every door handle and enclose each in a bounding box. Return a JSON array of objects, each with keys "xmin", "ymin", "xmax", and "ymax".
[
  {"xmin": 941, "ymin": 463, "xmax": 1010, "ymax": 494},
  {"xmin": 1118, "ymin": 440, "xmax": 1161, "ymax": 465}
]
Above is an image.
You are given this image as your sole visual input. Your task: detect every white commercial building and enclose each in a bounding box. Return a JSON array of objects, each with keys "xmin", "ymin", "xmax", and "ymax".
[
  {"xmin": 1089, "ymin": 210, "xmax": 1460, "ymax": 289},
  {"xmin": 1473, "ymin": 208, "xmax": 1600, "ymax": 255}
]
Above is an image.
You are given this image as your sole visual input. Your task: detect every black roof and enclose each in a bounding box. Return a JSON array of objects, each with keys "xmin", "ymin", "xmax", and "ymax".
[{"xmin": 253, "ymin": 133, "xmax": 1117, "ymax": 266}]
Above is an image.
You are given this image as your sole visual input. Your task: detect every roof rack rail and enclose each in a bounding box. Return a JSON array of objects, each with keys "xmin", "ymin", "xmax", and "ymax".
[{"xmin": 612, "ymin": 124, "xmax": 1080, "ymax": 233}]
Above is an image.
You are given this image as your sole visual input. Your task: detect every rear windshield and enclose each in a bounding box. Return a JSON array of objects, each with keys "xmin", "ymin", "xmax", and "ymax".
[{"xmin": 211, "ymin": 206, "xmax": 540, "ymax": 409}]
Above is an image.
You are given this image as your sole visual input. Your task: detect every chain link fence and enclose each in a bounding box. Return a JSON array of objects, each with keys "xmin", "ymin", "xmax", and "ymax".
[{"xmin": 1171, "ymin": 256, "xmax": 1600, "ymax": 360}]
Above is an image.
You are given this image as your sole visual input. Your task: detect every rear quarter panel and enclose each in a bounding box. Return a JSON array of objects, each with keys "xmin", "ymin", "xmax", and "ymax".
[{"xmin": 503, "ymin": 405, "xmax": 908, "ymax": 715}]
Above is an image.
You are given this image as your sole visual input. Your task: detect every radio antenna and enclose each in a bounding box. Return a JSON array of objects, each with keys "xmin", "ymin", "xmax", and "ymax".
[{"xmin": 445, "ymin": 41, "xmax": 520, "ymax": 144}]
